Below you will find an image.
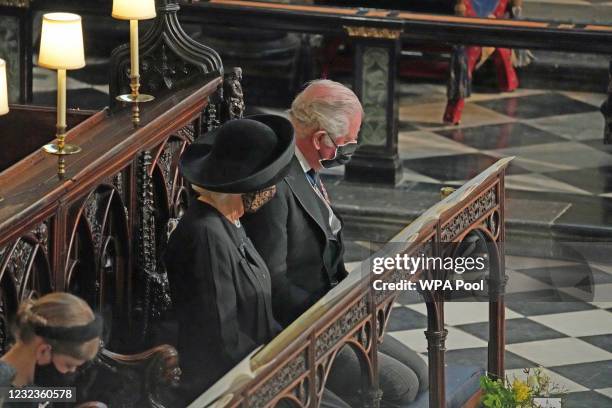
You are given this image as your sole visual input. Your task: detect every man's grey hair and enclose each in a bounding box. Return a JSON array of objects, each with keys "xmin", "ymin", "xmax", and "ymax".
[{"xmin": 289, "ymin": 79, "xmax": 363, "ymax": 144}]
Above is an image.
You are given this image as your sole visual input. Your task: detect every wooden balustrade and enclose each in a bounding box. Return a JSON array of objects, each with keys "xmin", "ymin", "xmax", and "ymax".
[
  {"xmin": 0, "ymin": 75, "xmax": 221, "ymax": 351},
  {"xmin": 191, "ymin": 158, "xmax": 511, "ymax": 408}
]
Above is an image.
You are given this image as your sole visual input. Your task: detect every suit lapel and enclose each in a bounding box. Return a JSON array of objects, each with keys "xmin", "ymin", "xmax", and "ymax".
[{"xmin": 285, "ymin": 157, "xmax": 330, "ymax": 237}]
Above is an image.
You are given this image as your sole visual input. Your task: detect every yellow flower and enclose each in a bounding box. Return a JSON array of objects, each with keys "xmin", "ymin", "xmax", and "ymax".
[{"xmin": 512, "ymin": 379, "xmax": 531, "ymax": 403}]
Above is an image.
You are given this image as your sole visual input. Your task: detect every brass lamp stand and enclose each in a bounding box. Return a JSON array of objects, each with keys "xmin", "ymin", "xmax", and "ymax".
[
  {"xmin": 42, "ymin": 68, "xmax": 82, "ymax": 177},
  {"xmin": 112, "ymin": 0, "xmax": 157, "ymax": 126},
  {"xmin": 0, "ymin": 58, "xmax": 7, "ymax": 201},
  {"xmin": 38, "ymin": 13, "xmax": 86, "ymax": 179}
]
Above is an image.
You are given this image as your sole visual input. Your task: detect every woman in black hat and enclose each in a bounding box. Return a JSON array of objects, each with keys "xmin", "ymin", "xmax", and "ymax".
[{"xmin": 164, "ymin": 115, "xmax": 316, "ymax": 404}]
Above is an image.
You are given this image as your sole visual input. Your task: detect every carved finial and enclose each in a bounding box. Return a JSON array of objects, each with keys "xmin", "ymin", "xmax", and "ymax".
[
  {"xmin": 222, "ymin": 67, "xmax": 246, "ymax": 121},
  {"xmin": 109, "ymin": 0, "xmax": 222, "ymax": 109}
]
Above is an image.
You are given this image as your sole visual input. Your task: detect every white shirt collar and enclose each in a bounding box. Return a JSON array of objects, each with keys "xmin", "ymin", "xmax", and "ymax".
[{"xmin": 295, "ymin": 147, "xmax": 312, "ymax": 173}]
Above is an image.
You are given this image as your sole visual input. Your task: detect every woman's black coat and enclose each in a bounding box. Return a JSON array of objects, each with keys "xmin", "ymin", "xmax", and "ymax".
[{"xmin": 163, "ymin": 199, "xmax": 281, "ymax": 398}]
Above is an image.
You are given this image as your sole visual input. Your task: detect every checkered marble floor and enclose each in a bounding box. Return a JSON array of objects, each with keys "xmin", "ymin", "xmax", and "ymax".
[
  {"xmin": 371, "ymin": 254, "xmax": 612, "ymax": 408},
  {"xmin": 396, "ymin": 82, "xmax": 612, "ymax": 198}
]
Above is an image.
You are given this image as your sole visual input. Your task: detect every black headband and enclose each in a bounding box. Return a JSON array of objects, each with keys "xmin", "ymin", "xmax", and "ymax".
[{"xmin": 34, "ymin": 314, "xmax": 103, "ymax": 343}]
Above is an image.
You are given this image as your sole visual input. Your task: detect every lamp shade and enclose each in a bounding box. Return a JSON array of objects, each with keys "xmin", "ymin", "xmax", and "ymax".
[
  {"xmin": 112, "ymin": 0, "xmax": 156, "ymax": 20},
  {"xmin": 0, "ymin": 59, "xmax": 8, "ymax": 115},
  {"xmin": 38, "ymin": 13, "xmax": 86, "ymax": 70}
]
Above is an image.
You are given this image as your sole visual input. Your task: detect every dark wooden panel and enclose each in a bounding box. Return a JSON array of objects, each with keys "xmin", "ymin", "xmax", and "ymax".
[
  {"xmin": 0, "ymin": 76, "xmax": 221, "ymax": 246},
  {"xmin": 179, "ymin": 0, "xmax": 612, "ymax": 53},
  {"xmin": 0, "ymin": 106, "xmax": 92, "ymax": 171}
]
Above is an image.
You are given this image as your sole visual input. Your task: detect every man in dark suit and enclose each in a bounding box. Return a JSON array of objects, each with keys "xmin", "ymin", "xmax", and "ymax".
[
  {"xmin": 242, "ymin": 79, "xmax": 361, "ymax": 326},
  {"xmin": 243, "ymin": 80, "xmax": 429, "ymax": 406}
]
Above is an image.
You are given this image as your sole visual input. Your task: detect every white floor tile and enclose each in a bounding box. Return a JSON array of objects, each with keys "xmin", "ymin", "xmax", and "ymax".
[
  {"xmin": 387, "ymin": 326, "xmax": 486, "ymax": 353},
  {"xmin": 444, "ymin": 327, "xmax": 489, "ymax": 350},
  {"xmin": 560, "ymin": 91, "xmax": 607, "ymax": 109},
  {"xmin": 589, "ymin": 262, "xmax": 612, "ymax": 276},
  {"xmin": 595, "ymin": 388, "xmax": 612, "ymax": 399},
  {"xmin": 506, "ymin": 271, "xmax": 553, "ymax": 293},
  {"xmin": 407, "ymin": 302, "xmax": 523, "ymax": 325},
  {"xmin": 346, "ymin": 261, "xmax": 361, "ymax": 273},
  {"xmin": 526, "ymin": 112, "xmax": 605, "ymax": 142},
  {"xmin": 505, "ymin": 255, "xmax": 577, "ymax": 270},
  {"xmin": 399, "ymin": 101, "xmax": 514, "ymax": 128},
  {"xmin": 402, "ymin": 168, "xmax": 440, "ymax": 184},
  {"xmin": 493, "ymin": 142, "xmax": 612, "ymax": 170},
  {"xmin": 504, "ymin": 174, "xmax": 592, "ymax": 196},
  {"xmin": 505, "ymin": 368, "xmax": 589, "ymax": 393},
  {"xmin": 529, "ymin": 309, "xmax": 612, "ymax": 337},
  {"xmin": 388, "ymin": 330, "xmax": 429, "ymax": 353},
  {"xmin": 399, "ymin": 131, "xmax": 478, "ymax": 159},
  {"xmin": 507, "ymin": 338, "xmax": 612, "ymax": 367},
  {"xmin": 560, "ymin": 283, "xmax": 612, "ymax": 305}
]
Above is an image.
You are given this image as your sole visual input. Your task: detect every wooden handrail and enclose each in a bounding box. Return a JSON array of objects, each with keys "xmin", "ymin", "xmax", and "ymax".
[{"xmin": 180, "ymin": 0, "xmax": 612, "ymax": 53}]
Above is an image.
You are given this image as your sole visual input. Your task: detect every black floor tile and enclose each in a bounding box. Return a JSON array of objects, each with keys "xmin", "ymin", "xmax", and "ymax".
[
  {"xmin": 399, "ymin": 120, "xmax": 419, "ymax": 132},
  {"xmin": 396, "ymin": 181, "xmax": 446, "ymax": 193},
  {"xmin": 579, "ymin": 334, "xmax": 612, "ymax": 353},
  {"xmin": 456, "ymin": 318, "xmax": 566, "ymax": 344},
  {"xmin": 582, "ymin": 139, "xmax": 612, "ymax": 155},
  {"xmin": 407, "ymin": 121, "xmax": 443, "ymax": 129},
  {"xmin": 507, "ymin": 187, "xmax": 612, "ymax": 207},
  {"xmin": 386, "ymin": 306, "xmax": 428, "ymax": 331},
  {"xmin": 549, "ymin": 360, "xmax": 612, "ymax": 389},
  {"xmin": 444, "ymin": 347, "xmax": 535, "ymax": 370},
  {"xmin": 435, "ymin": 123, "xmax": 565, "ymax": 150},
  {"xmin": 545, "ymin": 167, "xmax": 612, "ymax": 195},
  {"xmin": 563, "ymin": 391, "xmax": 612, "ymax": 408},
  {"xmin": 475, "ymin": 93, "xmax": 598, "ymax": 120},
  {"xmin": 516, "ymin": 265, "xmax": 612, "ymax": 289},
  {"xmin": 396, "ymin": 290, "xmax": 426, "ymax": 305},
  {"xmin": 402, "ymin": 153, "xmax": 528, "ymax": 181},
  {"xmin": 505, "ymin": 290, "xmax": 597, "ymax": 316},
  {"xmin": 552, "ymin": 199, "xmax": 612, "ymax": 236}
]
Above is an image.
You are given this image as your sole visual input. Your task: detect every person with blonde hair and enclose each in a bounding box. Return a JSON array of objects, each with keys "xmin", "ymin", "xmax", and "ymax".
[{"xmin": 0, "ymin": 292, "xmax": 102, "ymax": 394}]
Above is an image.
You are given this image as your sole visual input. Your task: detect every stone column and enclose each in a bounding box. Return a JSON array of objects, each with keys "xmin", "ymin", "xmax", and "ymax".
[{"xmin": 344, "ymin": 26, "xmax": 403, "ymax": 185}]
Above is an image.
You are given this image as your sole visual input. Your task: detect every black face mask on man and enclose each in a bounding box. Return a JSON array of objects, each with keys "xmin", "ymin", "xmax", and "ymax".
[
  {"xmin": 242, "ymin": 185, "xmax": 277, "ymax": 213},
  {"xmin": 318, "ymin": 133, "xmax": 359, "ymax": 169}
]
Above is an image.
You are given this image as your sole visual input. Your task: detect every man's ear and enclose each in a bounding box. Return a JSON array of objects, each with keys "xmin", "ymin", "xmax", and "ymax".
[
  {"xmin": 35, "ymin": 342, "xmax": 52, "ymax": 365},
  {"xmin": 312, "ymin": 130, "xmax": 327, "ymax": 150}
]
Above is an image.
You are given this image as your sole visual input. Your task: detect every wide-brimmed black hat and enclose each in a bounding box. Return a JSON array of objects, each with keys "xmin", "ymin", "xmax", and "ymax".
[{"xmin": 180, "ymin": 114, "xmax": 295, "ymax": 193}]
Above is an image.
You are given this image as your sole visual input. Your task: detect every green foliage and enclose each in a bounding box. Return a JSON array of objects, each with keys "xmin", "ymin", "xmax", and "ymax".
[
  {"xmin": 479, "ymin": 367, "xmax": 567, "ymax": 408},
  {"xmin": 480, "ymin": 375, "xmax": 517, "ymax": 408}
]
